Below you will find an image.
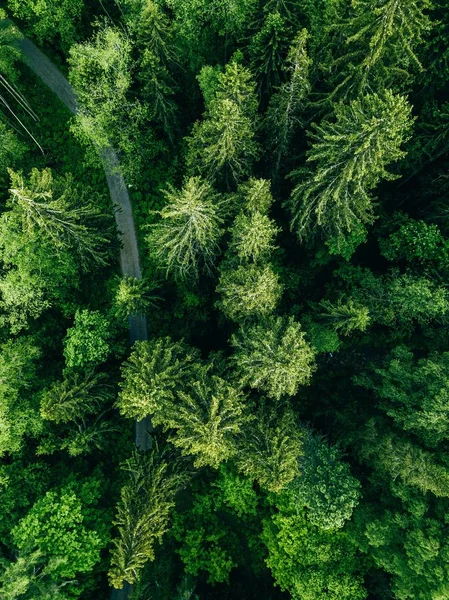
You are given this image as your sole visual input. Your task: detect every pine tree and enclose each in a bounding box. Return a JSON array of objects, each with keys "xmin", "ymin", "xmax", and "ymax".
[
  {"xmin": 236, "ymin": 404, "xmax": 302, "ymax": 492},
  {"xmin": 8, "ymin": 168, "xmax": 113, "ymax": 270},
  {"xmin": 231, "ymin": 316, "xmax": 316, "ymax": 400},
  {"xmin": 327, "ymin": 0, "xmax": 434, "ymax": 99},
  {"xmin": 112, "ymin": 276, "xmax": 161, "ymax": 322},
  {"xmin": 287, "ymin": 91, "xmax": 413, "ymax": 250},
  {"xmin": 155, "ymin": 372, "xmax": 251, "ymax": 468},
  {"xmin": 40, "ymin": 371, "xmax": 112, "ymax": 425},
  {"xmin": 187, "ymin": 61, "xmax": 259, "ymax": 187},
  {"xmin": 228, "ymin": 210, "xmax": 280, "ymax": 263},
  {"xmin": 265, "ymin": 28, "xmax": 311, "ymax": 175},
  {"xmin": 317, "ymin": 298, "xmax": 370, "ymax": 335},
  {"xmin": 249, "ymin": 11, "xmax": 292, "ymax": 97},
  {"xmin": 109, "ymin": 449, "xmax": 188, "ymax": 588},
  {"xmin": 116, "ymin": 338, "xmax": 202, "ymax": 420},
  {"xmin": 147, "ymin": 177, "xmax": 224, "ymax": 282},
  {"xmin": 216, "ymin": 263, "xmax": 282, "ymax": 321}
]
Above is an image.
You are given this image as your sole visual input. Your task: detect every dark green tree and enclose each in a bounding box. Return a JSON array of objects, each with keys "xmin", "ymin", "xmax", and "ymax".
[
  {"xmin": 287, "ymin": 91, "xmax": 413, "ymax": 251},
  {"xmin": 109, "ymin": 450, "xmax": 188, "ymax": 589}
]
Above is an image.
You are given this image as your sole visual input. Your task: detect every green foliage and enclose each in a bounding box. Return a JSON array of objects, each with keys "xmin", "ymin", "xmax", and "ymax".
[
  {"xmin": 0, "ymin": 551, "xmax": 71, "ymax": 600},
  {"xmin": 287, "ymin": 91, "xmax": 413, "ymax": 251},
  {"xmin": 249, "ymin": 11, "xmax": 292, "ymax": 96},
  {"xmin": 216, "ymin": 263, "xmax": 282, "ymax": 321},
  {"xmin": 231, "ymin": 316, "xmax": 316, "ymax": 400},
  {"xmin": 187, "ymin": 61, "xmax": 259, "ymax": 186},
  {"xmin": 40, "ymin": 370, "xmax": 112, "ymax": 424},
  {"xmin": 265, "ymin": 28, "xmax": 311, "ymax": 173},
  {"xmin": 236, "ymin": 404, "xmax": 303, "ymax": 492},
  {"xmin": 0, "ymin": 122, "xmax": 26, "ymax": 175},
  {"xmin": 117, "ymin": 337, "xmax": 201, "ymax": 420},
  {"xmin": 11, "ymin": 480, "xmax": 107, "ymax": 581},
  {"xmin": 261, "ymin": 496, "xmax": 367, "ymax": 600},
  {"xmin": 380, "ymin": 215, "xmax": 449, "ymax": 267},
  {"xmin": 112, "ymin": 275, "xmax": 161, "ymax": 321},
  {"xmin": 155, "ymin": 373, "xmax": 251, "ymax": 468},
  {"xmin": 109, "ymin": 449, "xmax": 188, "ymax": 588},
  {"xmin": 147, "ymin": 177, "xmax": 224, "ymax": 281},
  {"xmin": 336, "ymin": 265, "xmax": 449, "ymax": 326},
  {"xmin": 357, "ymin": 420, "xmax": 449, "ymax": 497},
  {"xmin": 0, "ymin": 336, "xmax": 42, "ymax": 456},
  {"xmin": 291, "ymin": 431, "xmax": 361, "ymax": 530},
  {"xmin": 317, "ymin": 298, "xmax": 371, "ymax": 335},
  {"xmin": 228, "ymin": 210, "xmax": 280, "ymax": 263},
  {"xmin": 356, "ymin": 347, "xmax": 449, "ymax": 447},
  {"xmin": 6, "ymin": 0, "xmax": 84, "ymax": 47},
  {"xmin": 327, "ymin": 0, "xmax": 434, "ymax": 99},
  {"xmin": 8, "ymin": 168, "xmax": 112, "ymax": 270},
  {"xmin": 171, "ymin": 467, "xmax": 261, "ymax": 584},
  {"xmin": 63, "ymin": 310, "xmax": 112, "ymax": 369}
]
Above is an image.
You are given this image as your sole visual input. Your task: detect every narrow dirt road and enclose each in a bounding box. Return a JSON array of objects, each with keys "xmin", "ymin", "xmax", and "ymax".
[{"xmin": 16, "ymin": 31, "xmax": 153, "ymax": 600}]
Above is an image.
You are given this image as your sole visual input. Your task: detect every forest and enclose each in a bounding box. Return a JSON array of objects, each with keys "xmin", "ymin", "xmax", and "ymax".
[{"xmin": 0, "ymin": 0, "xmax": 449, "ymax": 599}]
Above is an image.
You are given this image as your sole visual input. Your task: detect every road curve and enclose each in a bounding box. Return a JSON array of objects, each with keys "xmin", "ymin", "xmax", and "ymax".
[{"xmin": 15, "ymin": 30, "xmax": 153, "ymax": 599}]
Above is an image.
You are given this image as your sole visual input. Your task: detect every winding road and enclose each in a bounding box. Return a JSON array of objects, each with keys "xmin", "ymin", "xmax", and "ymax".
[{"xmin": 15, "ymin": 29, "xmax": 152, "ymax": 600}]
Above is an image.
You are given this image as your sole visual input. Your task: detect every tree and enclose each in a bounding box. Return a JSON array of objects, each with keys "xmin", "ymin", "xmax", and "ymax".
[
  {"xmin": 11, "ymin": 479, "xmax": 107, "ymax": 583},
  {"xmin": 0, "ymin": 337, "xmax": 42, "ymax": 456},
  {"xmin": 63, "ymin": 310, "xmax": 112, "ymax": 369},
  {"xmin": 216, "ymin": 263, "xmax": 282, "ymax": 321},
  {"xmin": 0, "ymin": 551, "xmax": 71, "ymax": 600},
  {"xmin": 336, "ymin": 265, "xmax": 449, "ymax": 327},
  {"xmin": 264, "ymin": 28, "xmax": 311, "ymax": 174},
  {"xmin": 317, "ymin": 298, "xmax": 370, "ymax": 335},
  {"xmin": 117, "ymin": 337, "xmax": 202, "ymax": 420},
  {"xmin": 109, "ymin": 449, "xmax": 188, "ymax": 588},
  {"xmin": 147, "ymin": 177, "xmax": 224, "ymax": 281},
  {"xmin": 356, "ymin": 419, "xmax": 449, "ymax": 497},
  {"xmin": 6, "ymin": 0, "xmax": 84, "ymax": 48},
  {"xmin": 261, "ymin": 493, "xmax": 367, "ymax": 600},
  {"xmin": 355, "ymin": 347, "xmax": 449, "ymax": 447},
  {"xmin": 8, "ymin": 168, "xmax": 112, "ymax": 270},
  {"xmin": 231, "ymin": 316, "xmax": 316, "ymax": 400},
  {"xmin": 286, "ymin": 91, "xmax": 413, "ymax": 251},
  {"xmin": 155, "ymin": 373, "xmax": 251, "ymax": 468},
  {"xmin": 249, "ymin": 11, "xmax": 292, "ymax": 96},
  {"xmin": 228, "ymin": 210, "xmax": 280, "ymax": 263},
  {"xmin": 326, "ymin": 0, "xmax": 434, "ymax": 99},
  {"xmin": 235, "ymin": 404, "xmax": 303, "ymax": 492},
  {"xmin": 187, "ymin": 61, "xmax": 259, "ymax": 187},
  {"xmin": 40, "ymin": 371, "xmax": 112, "ymax": 424},
  {"xmin": 112, "ymin": 275, "xmax": 161, "ymax": 322},
  {"xmin": 291, "ymin": 430, "xmax": 361, "ymax": 530},
  {"xmin": 0, "ymin": 122, "xmax": 25, "ymax": 176}
]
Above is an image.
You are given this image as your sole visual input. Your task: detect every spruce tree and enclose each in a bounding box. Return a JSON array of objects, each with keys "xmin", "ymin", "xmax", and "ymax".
[
  {"xmin": 109, "ymin": 450, "xmax": 188, "ymax": 588},
  {"xmin": 147, "ymin": 177, "xmax": 224, "ymax": 282},
  {"xmin": 327, "ymin": 0, "xmax": 434, "ymax": 99},
  {"xmin": 317, "ymin": 298, "xmax": 370, "ymax": 335},
  {"xmin": 287, "ymin": 91, "xmax": 413, "ymax": 251},
  {"xmin": 216, "ymin": 263, "xmax": 282, "ymax": 321},
  {"xmin": 117, "ymin": 338, "xmax": 202, "ymax": 420},
  {"xmin": 155, "ymin": 373, "xmax": 251, "ymax": 468},
  {"xmin": 265, "ymin": 28, "xmax": 311, "ymax": 175},
  {"xmin": 187, "ymin": 61, "xmax": 259, "ymax": 187},
  {"xmin": 236, "ymin": 404, "xmax": 302, "ymax": 492},
  {"xmin": 8, "ymin": 168, "xmax": 112, "ymax": 270},
  {"xmin": 231, "ymin": 316, "xmax": 316, "ymax": 400}
]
